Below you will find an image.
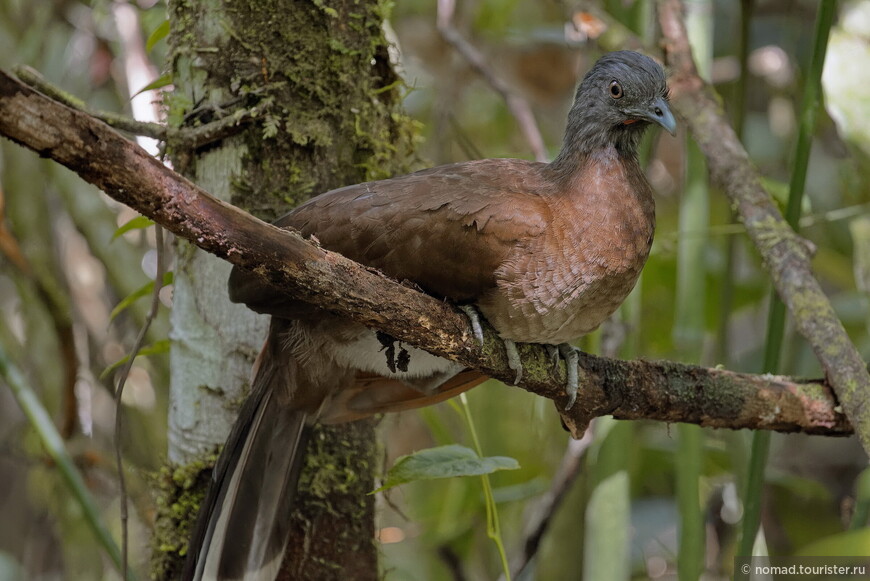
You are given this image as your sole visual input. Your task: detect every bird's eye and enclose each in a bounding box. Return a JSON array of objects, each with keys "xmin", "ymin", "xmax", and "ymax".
[{"xmin": 609, "ymin": 80, "xmax": 623, "ymax": 99}]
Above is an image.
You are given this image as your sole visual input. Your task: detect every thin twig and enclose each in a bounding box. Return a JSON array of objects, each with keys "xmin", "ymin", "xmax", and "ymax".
[
  {"xmin": 503, "ymin": 429, "xmax": 595, "ymax": 580},
  {"xmin": 172, "ymin": 108, "xmax": 259, "ymax": 151},
  {"xmin": 435, "ymin": 0, "xmax": 549, "ymax": 162},
  {"xmin": 112, "ymin": 226, "xmax": 167, "ymax": 577},
  {"xmin": 14, "ymin": 66, "xmax": 170, "ymax": 141},
  {"xmin": 13, "ymin": 65, "xmax": 256, "ymax": 150}
]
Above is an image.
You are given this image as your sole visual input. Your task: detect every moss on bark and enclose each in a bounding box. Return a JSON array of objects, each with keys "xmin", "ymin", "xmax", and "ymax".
[
  {"xmin": 154, "ymin": 0, "xmax": 416, "ymax": 578},
  {"xmin": 168, "ymin": 0, "xmax": 418, "ymax": 220}
]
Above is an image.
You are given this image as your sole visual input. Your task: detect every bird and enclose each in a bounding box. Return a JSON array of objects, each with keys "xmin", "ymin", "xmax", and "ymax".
[{"xmin": 182, "ymin": 50, "xmax": 676, "ymax": 581}]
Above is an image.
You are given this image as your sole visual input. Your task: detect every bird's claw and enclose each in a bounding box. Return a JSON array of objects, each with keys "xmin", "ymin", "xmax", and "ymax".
[
  {"xmin": 459, "ymin": 305, "xmax": 485, "ymax": 344},
  {"xmin": 557, "ymin": 343, "xmax": 581, "ymax": 410},
  {"xmin": 459, "ymin": 305, "xmax": 520, "ymax": 385},
  {"xmin": 459, "ymin": 305, "xmax": 523, "ymax": 385},
  {"xmin": 545, "ymin": 344, "xmax": 560, "ymax": 371},
  {"xmin": 503, "ymin": 339, "xmax": 523, "ymax": 385}
]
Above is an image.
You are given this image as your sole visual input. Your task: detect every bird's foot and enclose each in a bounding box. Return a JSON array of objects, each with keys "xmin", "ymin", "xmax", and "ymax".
[
  {"xmin": 545, "ymin": 344, "xmax": 560, "ymax": 371},
  {"xmin": 503, "ymin": 339, "xmax": 523, "ymax": 385},
  {"xmin": 459, "ymin": 305, "xmax": 522, "ymax": 385},
  {"xmin": 459, "ymin": 305, "xmax": 485, "ymax": 344},
  {"xmin": 557, "ymin": 343, "xmax": 581, "ymax": 410}
]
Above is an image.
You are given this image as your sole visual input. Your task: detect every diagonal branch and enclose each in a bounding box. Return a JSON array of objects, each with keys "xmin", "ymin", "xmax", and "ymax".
[
  {"xmin": 435, "ymin": 0, "xmax": 548, "ymax": 162},
  {"xmin": 656, "ymin": 0, "xmax": 870, "ymax": 454},
  {"xmin": 0, "ymin": 67, "xmax": 852, "ymax": 438}
]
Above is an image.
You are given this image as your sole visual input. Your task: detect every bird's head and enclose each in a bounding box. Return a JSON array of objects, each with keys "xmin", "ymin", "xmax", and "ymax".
[{"xmin": 556, "ymin": 51, "xmax": 675, "ymax": 161}]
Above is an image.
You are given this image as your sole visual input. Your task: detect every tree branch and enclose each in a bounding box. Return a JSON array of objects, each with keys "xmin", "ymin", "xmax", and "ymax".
[
  {"xmin": 656, "ymin": 0, "xmax": 870, "ymax": 452},
  {"xmin": 14, "ymin": 65, "xmax": 257, "ymax": 150},
  {"xmin": 435, "ymin": 0, "xmax": 548, "ymax": 162},
  {"xmin": 0, "ymin": 67, "xmax": 852, "ymax": 437}
]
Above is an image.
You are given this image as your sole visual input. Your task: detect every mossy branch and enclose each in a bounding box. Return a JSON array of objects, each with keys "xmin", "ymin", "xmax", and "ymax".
[{"xmin": 0, "ymin": 66, "xmax": 852, "ymax": 438}]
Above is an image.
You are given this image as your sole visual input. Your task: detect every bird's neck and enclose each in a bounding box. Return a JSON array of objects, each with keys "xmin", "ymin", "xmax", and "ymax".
[{"xmin": 548, "ymin": 115, "xmax": 645, "ymax": 181}]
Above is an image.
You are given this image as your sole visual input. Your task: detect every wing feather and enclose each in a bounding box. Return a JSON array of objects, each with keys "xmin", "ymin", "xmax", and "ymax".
[{"xmin": 230, "ymin": 159, "xmax": 552, "ymax": 315}]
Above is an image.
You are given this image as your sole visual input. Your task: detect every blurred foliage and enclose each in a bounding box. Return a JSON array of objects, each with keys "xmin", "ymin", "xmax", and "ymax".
[{"xmin": 0, "ymin": 0, "xmax": 869, "ymax": 580}]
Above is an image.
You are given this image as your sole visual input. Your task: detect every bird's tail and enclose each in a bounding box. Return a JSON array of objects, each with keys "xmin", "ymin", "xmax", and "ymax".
[{"xmin": 182, "ymin": 335, "xmax": 308, "ymax": 581}]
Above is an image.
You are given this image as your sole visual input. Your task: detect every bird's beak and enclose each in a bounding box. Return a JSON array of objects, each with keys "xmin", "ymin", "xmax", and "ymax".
[{"xmin": 645, "ymin": 97, "xmax": 677, "ymax": 136}]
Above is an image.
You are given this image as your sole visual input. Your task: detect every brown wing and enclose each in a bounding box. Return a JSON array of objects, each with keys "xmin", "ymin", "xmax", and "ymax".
[{"xmin": 230, "ymin": 158, "xmax": 551, "ymax": 316}]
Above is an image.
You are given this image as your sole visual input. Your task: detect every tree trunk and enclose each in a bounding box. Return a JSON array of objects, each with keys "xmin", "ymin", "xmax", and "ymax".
[{"xmin": 155, "ymin": 0, "xmax": 417, "ymax": 578}]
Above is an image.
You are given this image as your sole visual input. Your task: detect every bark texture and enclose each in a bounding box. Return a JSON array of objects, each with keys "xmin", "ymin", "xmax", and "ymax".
[{"xmin": 161, "ymin": 0, "xmax": 417, "ymax": 578}]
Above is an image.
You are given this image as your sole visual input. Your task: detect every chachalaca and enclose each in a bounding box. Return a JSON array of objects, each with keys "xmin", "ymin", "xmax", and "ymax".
[{"xmin": 183, "ymin": 50, "xmax": 676, "ymax": 581}]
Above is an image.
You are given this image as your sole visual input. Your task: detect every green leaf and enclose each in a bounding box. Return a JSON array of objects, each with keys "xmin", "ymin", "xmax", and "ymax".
[
  {"xmin": 100, "ymin": 339, "xmax": 171, "ymax": 380},
  {"xmin": 145, "ymin": 19, "xmax": 170, "ymax": 53},
  {"xmin": 109, "ymin": 272, "xmax": 173, "ymax": 322},
  {"xmin": 132, "ymin": 73, "xmax": 172, "ymax": 99},
  {"xmin": 112, "ymin": 215, "xmax": 154, "ymax": 241},
  {"xmin": 374, "ymin": 445, "xmax": 519, "ymax": 492}
]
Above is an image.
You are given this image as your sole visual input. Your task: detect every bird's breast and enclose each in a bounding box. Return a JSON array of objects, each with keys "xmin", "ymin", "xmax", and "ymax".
[{"xmin": 480, "ymin": 165, "xmax": 655, "ymax": 344}]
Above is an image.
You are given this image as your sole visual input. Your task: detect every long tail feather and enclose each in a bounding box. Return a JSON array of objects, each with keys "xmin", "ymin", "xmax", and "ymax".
[{"xmin": 183, "ymin": 346, "xmax": 308, "ymax": 581}]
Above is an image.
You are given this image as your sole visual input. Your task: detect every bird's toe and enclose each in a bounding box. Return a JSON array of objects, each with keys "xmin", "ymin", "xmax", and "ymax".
[
  {"xmin": 557, "ymin": 343, "xmax": 581, "ymax": 409},
  {"xmin": 503, "ymin": 339, "xmax": 523, "ymax": 385}
]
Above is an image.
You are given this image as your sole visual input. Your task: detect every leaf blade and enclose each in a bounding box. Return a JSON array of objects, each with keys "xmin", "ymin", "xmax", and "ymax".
[
  {"xmin": 374, "ymin": 444, "xmax": 519, "ymax": 493},
  {"xmin": 112, "ymin": 215, "xmax": 154, "ymax": 241},
  {"xmin": 109, "ymin": 272, "xmax": 173, "ymax": 322},
  {"xmin": 145, "ymin": 19, "xmax": 170, "ymax": 53}
]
